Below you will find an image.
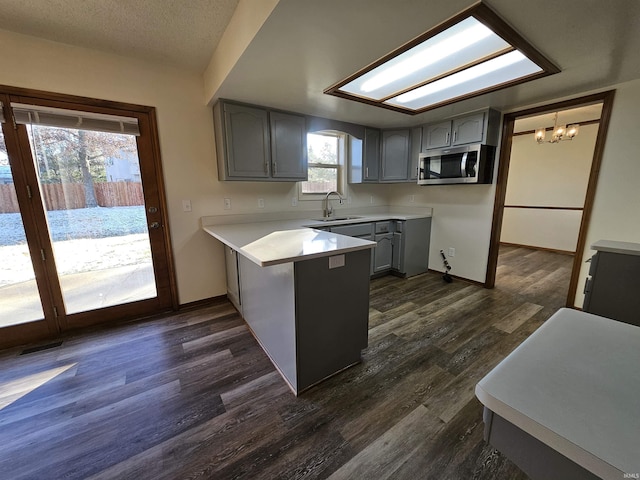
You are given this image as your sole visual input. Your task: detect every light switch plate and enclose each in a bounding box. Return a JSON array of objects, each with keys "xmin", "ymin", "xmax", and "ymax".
[{"xmin": 182, "ymin": 199, "xmax": 192, "ymax": 212}]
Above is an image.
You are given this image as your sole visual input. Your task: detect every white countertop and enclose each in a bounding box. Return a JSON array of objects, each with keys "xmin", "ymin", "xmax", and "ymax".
[
  {"xmin": 203, "ymin": 220, "xmax": 373, "ymax": 267},
  {"xmin": 202, "ymin": 210, "xmax": 431, "ymax": 267},
  {"xmin": 202, "ymin": 208, "xmax": 431, "ymax": 267},
  {"xmin": 591, "ymin": 239, "xmax": 640, "ymax": 256},
  {"xmin": 475, "ymin": 308, "xmax": 640, "ymax": 479}
]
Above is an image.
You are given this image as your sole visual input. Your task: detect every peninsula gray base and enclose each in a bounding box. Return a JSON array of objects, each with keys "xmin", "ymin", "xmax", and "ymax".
[{"xmin": 238, "ymin": 249, "xmax": 371, "ymax": 394}]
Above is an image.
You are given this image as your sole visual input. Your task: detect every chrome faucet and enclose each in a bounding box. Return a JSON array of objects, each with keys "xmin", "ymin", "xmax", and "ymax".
[{"xmin": 324, "ymin": 191, "xmax": 344, "ymax": 218}]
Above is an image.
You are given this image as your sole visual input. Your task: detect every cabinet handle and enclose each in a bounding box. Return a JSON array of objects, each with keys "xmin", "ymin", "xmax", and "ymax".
[
  {"xmin": 453, "ymin": 130, "xmax": 458, "ymax": 143},
  {"xmin": 366, "ymin": 167, "xmax": 369, "ymax": 178},
  {"xmin": 264, "ymin": 161, "xmax": 269, "ymax": 173},
  {"xmin": 446, "ymin": 132, "xmax": 450, "ymax": 144},
  {"xmin": 273, "ymin": 162, "xmax": 277, "ymax": 175}
]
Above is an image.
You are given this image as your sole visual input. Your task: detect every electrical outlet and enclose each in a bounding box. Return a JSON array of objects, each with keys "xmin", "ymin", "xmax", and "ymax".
[
  {"xmin": 370, "ymin": 195, "xmax": 374, "ymax": 204},
  {"xmin": 347, "ymin": 196, "xmax": 352, "ymax": 204},
  {"xmin": 409, "ymin": 194, "xmax": 415, "ymax": 203},
  {"xmin": 291, "ymin": 197, "xmax": 298, "ymax": 207},
  {"xmin": 223, "ymin": 198, "xmax": 231, "ymax": 210},
  {"xmin": 182, "ymin": 199, "xmax": 192, "ymax": 212},
  {"xmin": 258, "ymin": 198, "xmax": 265, "ymax": 208},
  {"xmin": 448, "ymin": 247, "xmax": 456, "ymax": 257}
]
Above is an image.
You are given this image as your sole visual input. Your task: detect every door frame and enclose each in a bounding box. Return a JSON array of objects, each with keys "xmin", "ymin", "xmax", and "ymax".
[
  {"xmin": 485, "ymin": 90, "xmax": 616, "ymax": 307},
  {"xmin": 0, "ymin": 84, "xmax": 178, "ymax": 348}
]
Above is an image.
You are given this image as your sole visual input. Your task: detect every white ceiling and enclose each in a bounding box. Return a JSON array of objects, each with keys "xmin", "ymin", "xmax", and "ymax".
[
  {"xmin": 0, "ymin": 0, "xmax": 239, "ymax": 72},
  {"xmin": 1, "ymin": 0, "xmax": 639, "ymax": 129}
]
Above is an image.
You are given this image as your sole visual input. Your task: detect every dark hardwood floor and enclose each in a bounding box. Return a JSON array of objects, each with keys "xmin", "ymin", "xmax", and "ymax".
[{"xmin": 0, "ymin": 246, "xmax": 573, "ymax": 479}]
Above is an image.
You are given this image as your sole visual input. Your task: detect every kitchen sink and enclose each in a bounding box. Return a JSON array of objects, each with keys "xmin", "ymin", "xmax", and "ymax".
[{"xmin": 311, "ymin": 216, "xmax": 362, "ymax": 222}]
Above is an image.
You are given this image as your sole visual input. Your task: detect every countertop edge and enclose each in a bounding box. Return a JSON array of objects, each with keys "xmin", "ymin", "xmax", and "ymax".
[
  {"xmin": 204, "ymin": 225, "xmax": 376, "ymax": 267},
  {"xmin": 591, "ymin": 239, "xmax": 640, "ymax": 256}
]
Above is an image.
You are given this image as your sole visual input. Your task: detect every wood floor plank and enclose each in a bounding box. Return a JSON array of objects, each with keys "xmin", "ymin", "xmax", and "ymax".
[{"xmin": 0, "ymin": 246, "xmax": 572, "ymax": 479}]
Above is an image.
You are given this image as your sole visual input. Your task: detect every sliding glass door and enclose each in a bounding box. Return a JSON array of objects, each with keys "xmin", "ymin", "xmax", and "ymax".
[
  {"xmin": 0, "ymin": 127, "xmax": 45, "ymax": 327},
  {"xmin": 0, "ymin": 91, "xmax": 175, "ymax": 348}
]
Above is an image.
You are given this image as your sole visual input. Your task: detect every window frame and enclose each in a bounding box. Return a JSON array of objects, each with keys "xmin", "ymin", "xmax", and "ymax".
[{"xmin": 298, "ymin": 131, "xmax": 345, "ymax": 201}]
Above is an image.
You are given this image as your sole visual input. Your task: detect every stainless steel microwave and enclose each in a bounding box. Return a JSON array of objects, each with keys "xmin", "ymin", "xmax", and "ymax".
[{"xmin": 418, "ymin": 143, "xmax": 495, "ymax": 185}]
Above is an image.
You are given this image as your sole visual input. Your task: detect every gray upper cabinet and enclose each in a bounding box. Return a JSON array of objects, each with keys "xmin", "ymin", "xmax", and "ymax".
[
  {"xmin": 381, "ymin": 129, "xmax": 409, "ymax": 182},
  {"xmin": 422, "ymin": 109, "xmax": 500, "ymax": 152},
  {"xmin": 214, "ymin": 100, "xmax": 307, "ymax": 181},
  {"xmin": 408, "ymin": 126, "xmax": 422, "ymax": 181},
  {"xmin": 270, "ymin": 111, "xmax": 307, "ymax": 180},
  {"xmin": 218, "ymin": 102, "xmax": 271, "ymax": 179},
  {"xmin": 363, "ymin": 128, "xmax": 381, "ymax": 182},
  {"xmin": 452, "ymin": 112, "xmax": 485, "ymax": 145},
  {"xmin": 423, "ymin": 120, "xmax": 452, "ymax": 150}
]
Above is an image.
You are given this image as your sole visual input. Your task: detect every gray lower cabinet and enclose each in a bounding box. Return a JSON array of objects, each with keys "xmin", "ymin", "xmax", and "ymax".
[
  {"xmin": 224, "ymin": 245, "xmax": 242, "ymax": 313},
  {"xmin": 374, "ymin": 233, "xmax": 393, "ymax": 272},
  {"xmin": 399, "ymin": 218, "xmax": 431, "ymax": 277},
  {"xmin": 330, "ymin": 223, "xmax": 375, "ymax": 274},
  {"xmin": 330, "ymin": 218, "xmax": 431, "ymax": 277},
  {"xmin": 583, "ymin": 248, "xmax": 640, "ymax": 327},
  {"xmin": 392, "ymin": 231, "xmax": 403, "ymax": 271},
  {"xmin": 214, "ymin": 100, "xmax": 307, "ymax": 181},
  {"xmin": 236, "ymin": 249, "xmax": 371, "ymax": 394}
]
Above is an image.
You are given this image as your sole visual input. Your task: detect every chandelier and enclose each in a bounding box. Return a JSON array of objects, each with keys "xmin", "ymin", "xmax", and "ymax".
[{"xmin": 535, "ymin": 112, "xmax": 579, "ymax": 144}]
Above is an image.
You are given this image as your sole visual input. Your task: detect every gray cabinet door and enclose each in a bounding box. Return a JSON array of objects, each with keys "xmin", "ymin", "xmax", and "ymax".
[
  {"xmin": 270, "ymin": 111, "xmax": 307, "ymax": 180},
  {"xmin": 423, "ymin": 121, "xmax": 451, "ymax": 150},
  {"xmin": 452, "ymin": 112, "xmax": 485, "ymax": 145},
  {"xmin": 374, "ymin": 233, "xmax": 393, "ymax": 273},
  {"xmin": 408, "ymin": 126, "xmax": 422, "ymax": 181},
  {"xmin": 381, "ymin": 129, "xmax": 409, "ymax": 181},
  {"xmin": 363, "ymin": 128, "xmax": 381, "ymax": 181},
  {"xmin": 224, "ymin": 103, "xmax": 271, "ymax": 178}
]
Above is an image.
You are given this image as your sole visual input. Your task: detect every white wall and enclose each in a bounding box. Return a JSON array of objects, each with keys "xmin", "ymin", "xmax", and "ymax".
[
  {"xmin": 0, "ymin": 27, "xmax": 388, "ymax": 304},
  {"xmin": 500, "ymin": 123, "xmax": 598, "ymax": 252},
  {"xmin": 575, "ymin": 78, "xmax": 640, "ymax": 307},
  {"xmin": 388, "ymin": 183, "xmax": 497, "ymax": 283},
  {"xmin": 4, "ymin": 24, "xmax": 639, "ymax": 305}
]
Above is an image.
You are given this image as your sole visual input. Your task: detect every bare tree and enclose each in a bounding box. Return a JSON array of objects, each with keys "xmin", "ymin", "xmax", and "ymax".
[{"xmin": 28, "ymin": 126, "xmax": 136, "ymax": 208}]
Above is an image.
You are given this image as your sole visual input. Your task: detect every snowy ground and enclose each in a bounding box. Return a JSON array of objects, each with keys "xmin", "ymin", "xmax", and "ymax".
[
  {"xmin": 0, "ymin": 205, "xmax": 148, "ymax": 246},
  {"xmin": 1, "ymin": 206, "xmax": 151, "ymax": 286}
]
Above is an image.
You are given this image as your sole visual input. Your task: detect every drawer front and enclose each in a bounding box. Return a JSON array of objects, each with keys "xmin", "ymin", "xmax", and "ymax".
[
  {"xmin": 375, "ymin": 221, "xmax": 393, "ymax": 234},
  {"xmin": 331, "ymin": 223, "xmax": 373, "ymax": 237}
]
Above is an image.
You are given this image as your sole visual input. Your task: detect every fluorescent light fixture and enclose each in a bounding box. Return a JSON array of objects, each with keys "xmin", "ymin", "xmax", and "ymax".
[{"xmin": 325, "ymin": 2, "xmax": 559, "ymax": 114}]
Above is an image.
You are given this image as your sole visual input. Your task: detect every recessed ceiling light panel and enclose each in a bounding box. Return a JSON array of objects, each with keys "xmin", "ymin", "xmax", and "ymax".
[{"xmin": 325, "ymin": 2, "xmax": 559, "ymax": 114}]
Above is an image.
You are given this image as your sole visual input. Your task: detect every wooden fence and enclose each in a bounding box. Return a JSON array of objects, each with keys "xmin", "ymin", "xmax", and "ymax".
[{"xmin": 0, "ymin": 182, "xmax": 144, "ymax": 213}]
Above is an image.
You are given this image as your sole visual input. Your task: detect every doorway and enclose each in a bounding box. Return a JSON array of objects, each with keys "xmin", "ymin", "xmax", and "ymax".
[
  {"xmin": 486, "ymin": 91, "xmax": 616, "ymax": 308},
  {"xmin": 0, "ymin": 88, "xmax": 176, "ymax": 348}
]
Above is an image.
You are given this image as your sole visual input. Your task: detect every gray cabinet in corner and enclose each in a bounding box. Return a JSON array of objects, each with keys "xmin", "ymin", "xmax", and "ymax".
[
  {"xmin": 214, "ymin": 100, "xmax": 307, "ymax": 181},
  {"xmin": 381, "ymin": 129, "xmax": 410, "ymax": 182}
]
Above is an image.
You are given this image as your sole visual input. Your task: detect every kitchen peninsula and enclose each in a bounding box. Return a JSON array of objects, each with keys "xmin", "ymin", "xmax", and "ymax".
[{"xmin": 202, "ymin": 209, "xmax": 431, "ymax": 394}]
